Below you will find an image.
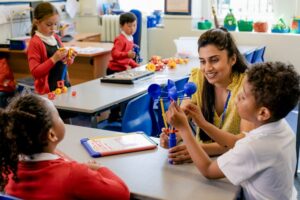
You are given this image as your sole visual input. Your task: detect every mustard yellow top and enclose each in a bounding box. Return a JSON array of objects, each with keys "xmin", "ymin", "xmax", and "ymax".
[{"xmin": 189, "ymin": 68, "xmax": 245, "ymax": 142}]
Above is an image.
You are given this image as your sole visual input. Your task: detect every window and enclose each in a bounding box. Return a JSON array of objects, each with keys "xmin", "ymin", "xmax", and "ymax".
[
  {"xmin": 216, "ymin": 0, "xmax": 274, "ymax": 22},
  {"xmin": 118, "ymin": 0, "xmax": 164, "ymax": 14}
]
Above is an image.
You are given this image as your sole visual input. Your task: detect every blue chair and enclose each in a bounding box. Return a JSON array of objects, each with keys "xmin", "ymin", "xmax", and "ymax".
[
  {"xmin": 130, "ymin": 9, "xmax": 142, "ymax": 47},
  {"xmin": 251, "ymin": 46, "xmax": 266, "ymax": 64},
  {"xmin": 98, "ymin": 93, "xmax": 157, "ymax": 136},
  {"xmin": 0, "ymin": 193, "xmax": 21, "ymax": 200},
  {"xmin": 244, "ymin": 50, "xmax": 255, "ymax": 64}
]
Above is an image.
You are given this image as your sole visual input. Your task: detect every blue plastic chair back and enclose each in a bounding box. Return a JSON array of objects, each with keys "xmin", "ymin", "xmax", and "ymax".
[
  {"xmin": 0, "ymin": 193, "xmax": 21, "ymax": 200},
  {"xmin": 122, "ymin": 93, "xmax": 155, "ymax": 136},
  {"xmin": 130, "ymin": 9, "xmax": 142, "ymax": 47},
  {"xmin": 244, "ymin": 50, "xmax": 255, "ymax": 64},
  {"xmin": 251, "ymin": 46, "xmax": 266, "ymax": 64}
]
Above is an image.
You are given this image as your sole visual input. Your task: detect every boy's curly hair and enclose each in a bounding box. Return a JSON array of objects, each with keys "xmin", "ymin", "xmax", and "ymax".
[{"xmin": 247, "ymin": 62, "xmax": 300, "ymax": 122}]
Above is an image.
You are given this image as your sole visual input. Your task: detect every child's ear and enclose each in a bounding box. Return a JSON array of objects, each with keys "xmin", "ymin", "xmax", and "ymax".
[
  {"xmin": 257, "ymin": 107, "xmax": 271, "ymax": 122},
  {"xmin": 229, "ymin": 54, "xmax": 237, "ymax": 67},
  {"xmin": 48, "ymin": 129, "xmax": 58, "ymax": 142}
]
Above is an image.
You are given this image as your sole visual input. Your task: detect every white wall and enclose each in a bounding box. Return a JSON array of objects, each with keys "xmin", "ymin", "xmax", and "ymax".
[{"xmin": 147, "ymin": 16, "xmax": 300, "ymax": 73}]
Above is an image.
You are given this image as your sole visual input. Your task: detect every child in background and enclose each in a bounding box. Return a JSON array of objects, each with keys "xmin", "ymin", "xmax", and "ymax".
[
  {"xmin": 0, "ymin": 58, "xmax": 16, "ymax": 108},
  {"xmin": 166, "ymin": 62, "xmax": 300, "ymax": 199},
  {"xmin": 107, "ymin": 12, "xmax": 139, "ymax": 75},
  {"xmin": 27, "ymin": 2, "xmax": 77, "ymax": 95},
  {"xmin": 1, "ymin": 94, "xmax": 130, "ymax": 199}
]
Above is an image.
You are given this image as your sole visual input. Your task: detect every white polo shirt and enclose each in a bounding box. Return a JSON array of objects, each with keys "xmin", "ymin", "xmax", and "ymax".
[{"xmin": 217, "ymin": 119, "xmax": 297, "ymax": 200}]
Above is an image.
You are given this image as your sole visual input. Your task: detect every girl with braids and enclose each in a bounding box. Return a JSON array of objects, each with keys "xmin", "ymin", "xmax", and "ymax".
[
  {"xmin": 160, "ymin": 28, "xmax": 254, "ymax": 164},
  {"xmin": 27, "ymin": 2, "xmax": 77, "ymax": 94},
  {"xmin": 0, "ymin": 94, "xmax": 130, "ymax": 199}
]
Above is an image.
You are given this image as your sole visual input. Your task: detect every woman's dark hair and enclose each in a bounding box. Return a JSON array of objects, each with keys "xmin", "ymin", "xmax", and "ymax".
[
  {"xmin": 247, "ymin": 62, "xmax": 300, "ymax": 122},
  {"xmin": 0, "ymin": 94, "xmax": 53, "ymax": 191},
  {"xmin": 198, "ymin": 28, "xmax": 248, "ymax": 141},
  {"xmin": 119, "ymin": 12, "xmax": 136, "ymax": 26},
  {"xmin": 31, "ymin": 2, "xmax": 58, "ymax": 36}
]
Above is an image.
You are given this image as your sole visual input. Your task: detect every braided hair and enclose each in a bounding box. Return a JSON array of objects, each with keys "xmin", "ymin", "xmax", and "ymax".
[{"xmin": 0, "ymin": 94, "xmax": 53, "ymax": 191}]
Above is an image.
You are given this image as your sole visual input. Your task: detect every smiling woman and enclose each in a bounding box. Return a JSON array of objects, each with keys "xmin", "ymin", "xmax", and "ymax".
[{"xmin": 160, "ymin": 28, "xmax": 254, "ymax": 164}]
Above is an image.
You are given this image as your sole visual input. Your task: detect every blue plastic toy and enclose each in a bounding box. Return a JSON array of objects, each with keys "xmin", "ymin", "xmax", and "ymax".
[
  {"xmin": 148, "ymin": 79, "xmax": 197, "ymax": 163},
  {"xmin": 133, "ymin": 45, "xmax": 143, "ymax": 63}
]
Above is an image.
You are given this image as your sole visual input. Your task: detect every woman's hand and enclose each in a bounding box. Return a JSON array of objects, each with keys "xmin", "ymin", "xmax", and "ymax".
[
  {"xmin": 159, "ymin": 128, "xmax": 182, "ymax": 149},
  {"xmin": 184, "ymin": 103, "xmax": 206, "ymax": 128},
  {"xmin": 51, "ymin": 49, "xmax": 68, "ymax": 63},
  {"xmin": 86, "ymin": 160, "xmax": 102, "ymax": 171},
  {"xmin": 169, "ymin": 144, "xmax": 192, "ymax": 164}
]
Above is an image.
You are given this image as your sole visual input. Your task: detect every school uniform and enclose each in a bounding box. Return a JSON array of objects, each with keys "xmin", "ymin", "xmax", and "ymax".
[
  {"xmin": 107, "ymin": 31, "xmax": 138, "ymax": 74},
  {"xmin": 5, "ymin": 153, "xmax": 130, "ymax": 200},
  {"xmin": 27, "ymin": 32, "xmax": 71, "ymax": 95},
  {"xmin": 217, "ymin": 119, "xmax": 297, "ymax": 200}
]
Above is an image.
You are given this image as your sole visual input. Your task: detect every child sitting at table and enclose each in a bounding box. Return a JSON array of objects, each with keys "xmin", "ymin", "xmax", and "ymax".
[
  {"xmin": 27, "ymin": 2, "xmax": 77, "ymax": 95},
  {"xmin": 166, "ymin": 62, "xmax": 300, "ymax": 199},
  {"xmin": 0, "ymin": 94, "xmax": 130, "ymax": 199},
  {"xmin": 107, "ymin": 12, "xmax": 139, "ymax": 75}
]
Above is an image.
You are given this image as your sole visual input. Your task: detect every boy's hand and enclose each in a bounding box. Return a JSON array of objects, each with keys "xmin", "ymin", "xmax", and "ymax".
[
  {"xmin": 86, "ymin": 160, "xmax": 102, "ymax": 171},
  {"xmin": 51, "ymin": 49, "xmax": 68, "ymax": 63},
  {"xmin": 166, "ymin": 102, "xmax": 189, "ymax": 131},
  {"xmin": 127, "ymin": 50, "xmax": 136, "ymax": 58},
  {"xmin": 125, "ymin": 65, "xmax": 132, "ymax": 70}
]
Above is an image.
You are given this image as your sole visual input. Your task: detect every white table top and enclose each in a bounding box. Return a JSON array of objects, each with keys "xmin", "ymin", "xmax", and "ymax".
[
  {"xmin": 58, "ymin": 124, "xmax": 239, "ymax": 200},
  {"xmin": 48, "ymin": 59, "xmax": 200, "ymax": 114}
]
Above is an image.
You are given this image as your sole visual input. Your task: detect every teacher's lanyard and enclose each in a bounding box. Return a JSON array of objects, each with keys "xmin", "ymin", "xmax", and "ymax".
[{"xmin": 219, "ymin": 90, "xmax": 231, "ymax": 128}]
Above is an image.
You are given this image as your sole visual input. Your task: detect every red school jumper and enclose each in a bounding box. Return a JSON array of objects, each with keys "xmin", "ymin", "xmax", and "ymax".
[
  {"xmin": 108, "ymin": 34, "xmax": 138, "ymax": 72},
  {"xmin": 5, "ymin": 158, "xmax": 130, "ymax": 200}
]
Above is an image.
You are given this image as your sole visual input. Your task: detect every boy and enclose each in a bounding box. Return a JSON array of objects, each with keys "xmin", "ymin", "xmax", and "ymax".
[
  {"xmin": 107, "ymin": 12, "xmax": 139, "ymax": 75},
  {"xmin": 166, "ymin": 62, "xmax": 300, "ymax": 199}
]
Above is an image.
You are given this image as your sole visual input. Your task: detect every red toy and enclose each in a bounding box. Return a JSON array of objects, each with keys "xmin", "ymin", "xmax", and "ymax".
[
  {"xmin": 71, "ymin": 91, "xmax": 77, "ymax": 96},
  {"xmin": 48, "ymin": 92, "xmax": 56, "ymax": 100},
  {"xmin": 57, "ymin": 80, "xmax": 65, "ymax": 88}
]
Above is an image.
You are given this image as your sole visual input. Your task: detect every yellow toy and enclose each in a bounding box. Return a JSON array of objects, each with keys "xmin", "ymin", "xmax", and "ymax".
[
  {"xmin": 54, "ymin": 88, "xmax": 62, "ymax": 95},
  {"xmin": 146, "ymin": 63, "xmax": 156, "ymax": 71}
]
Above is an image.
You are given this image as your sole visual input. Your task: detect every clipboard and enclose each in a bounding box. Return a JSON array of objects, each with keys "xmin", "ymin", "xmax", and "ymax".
[{"xmin": 80, "ymin": 132, "xmax": 157, "ymax": 157}]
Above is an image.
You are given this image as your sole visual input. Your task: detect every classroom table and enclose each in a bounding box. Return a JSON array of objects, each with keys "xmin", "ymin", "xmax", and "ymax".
[
  {"xmin": 57, "ymin": 124, "xmax": 239, "ymax": 200},
  {"xmin": 47, "ymin": 59, "xmax": 200, "ymax": 127},
  {"xmin": 0, "ymin": 34, "xmax": 112, "ymax": 85}
]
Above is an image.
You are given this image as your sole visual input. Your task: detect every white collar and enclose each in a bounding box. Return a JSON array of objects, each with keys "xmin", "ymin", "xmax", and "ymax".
[
  {"xmin": 121, "ymin": 31, "xmax": 133, "ymax": 42},
  {"xmin": 35, "ymin": 31, "xmax": 58, "ymax": 46},
  {"xmin": 20, "ymin": 152, "xmax": 60, "ymax": 162},
  {"xmin": 247, "ymin": 119, "xmax": 285, "ymax": 137}
]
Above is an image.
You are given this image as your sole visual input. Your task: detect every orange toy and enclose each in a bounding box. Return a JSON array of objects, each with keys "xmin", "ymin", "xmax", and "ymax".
[{"xmin": 61, "ymin": 86, "xmax": 68, "ymax": 93}]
